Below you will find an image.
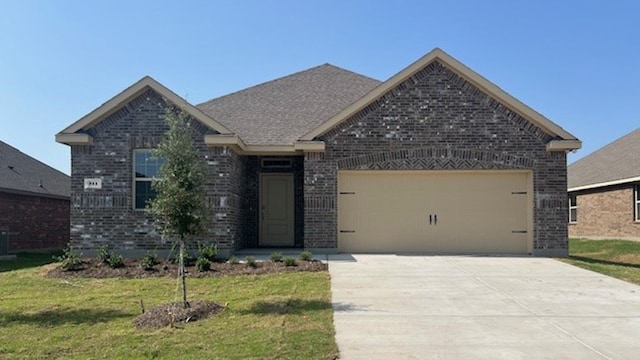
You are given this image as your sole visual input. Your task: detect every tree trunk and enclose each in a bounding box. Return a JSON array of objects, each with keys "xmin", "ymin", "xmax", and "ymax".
[{"xmin": 179, "ymin": 236, "xmax": 189, "ymax": 308}]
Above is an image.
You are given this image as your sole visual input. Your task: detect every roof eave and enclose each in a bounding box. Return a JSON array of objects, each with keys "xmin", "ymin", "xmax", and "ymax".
[
  {"xmin": 569, "ymin": 176, "xmax": 640, "ymax": 192},
  {"xmin": 301, "ymin": 48, "xmax": 579, "ymax": 142},
  {"xmin": 55, "ymin": 133, "xmax": 93, "ymax": 145},
  {"xmin": 546, "ymin": 139, "xmax": 582, "ymax": 152},
  {"xmin": 204, "ymin": 135, "xmax": 325, "ymax": 155},
  {"xmin": 0, "ymin": 187, "xmax": 70, "ymax": 200}
]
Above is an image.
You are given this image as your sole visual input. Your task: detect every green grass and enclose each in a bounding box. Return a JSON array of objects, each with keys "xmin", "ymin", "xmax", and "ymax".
[
  {"xmin": 0, "ymin": 252, "xmax": 60, "ymax": 272},
  {"xmin": 0, "ymin": 260, "xmax": 337, "ymax": 359},
  {"xmin": 562, "ymin": 238, "xmax": 640, "ymax": 285}
]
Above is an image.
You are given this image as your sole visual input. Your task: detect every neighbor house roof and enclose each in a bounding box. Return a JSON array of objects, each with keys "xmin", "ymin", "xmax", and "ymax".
[
  {"xmin": 197, "ymin": 64, "xmax": 381, "ymax": 146},
  {"xmin": 0, "ymin": 140, "xmax": 70, "ymax": 199},
  {"xmin": 568, "ymin": 127, "xmax": 640, "ymax": 191}
]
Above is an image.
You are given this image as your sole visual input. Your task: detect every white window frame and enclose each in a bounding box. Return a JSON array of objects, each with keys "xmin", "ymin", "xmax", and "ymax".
[
  {"xmin": 569, "ymin": 194, "xmax": 577, "ymax": 224},
  {"xmin": 133, "ymin": 149, "xmax": 164, "ymax": 210},
  {"xmin": 635, "ymin": 184, "xmax": 640, "ymax": 222}
]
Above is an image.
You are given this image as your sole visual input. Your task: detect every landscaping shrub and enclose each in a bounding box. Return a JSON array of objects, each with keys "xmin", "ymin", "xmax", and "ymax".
[
  {"xmin": 171, "ymin": 254, "xmax": 196, "ymax": 267},
  {"xmin": 97, "ymin": 244, "xmax": 112, "ymax": 263},
  {"xmin": 107, "ymin": 253, "xmax": 124, "ymax": 268},
  {"xmin": 228, "ymin": 255, "xmax": 239, "ymax": 265},
  {"xmin": 140, "ymin": 251, "xmax": 157, "ymax": 271},
  {"xmin": 284, "ymin": 257, "xmax": 297, "ymax": 267},
  {"xmin": 245, "ymin": 256, "xmax": 257, "ymax": 268},
  {"xmin": 196, "ymin": 257, "xmax": 211, "ymax": 272},
  {"xmin": 198, "ymin": 243, "xmax": 217, "ymax": 261},
  {"xmin": 55, "ymin": 247, "xmax": 83, "ymax": 271},
  {"xmin": 299, "ymin": 251, "xmax": 313, "ymax": 261},
  {"xmin": 269, "ymin": 252, "xmax": 283, "ymax": 262}
]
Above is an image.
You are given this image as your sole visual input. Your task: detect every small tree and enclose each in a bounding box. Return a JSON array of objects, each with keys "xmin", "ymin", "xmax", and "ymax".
[{"xmin": 148, "ymin": 107, "xmax": 207, "ymax": 308}]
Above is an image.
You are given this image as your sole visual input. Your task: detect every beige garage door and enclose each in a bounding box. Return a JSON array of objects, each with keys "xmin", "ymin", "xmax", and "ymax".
[{"xmin": 338, "ymin": 170, "xmax": 531, "ymax": 254}]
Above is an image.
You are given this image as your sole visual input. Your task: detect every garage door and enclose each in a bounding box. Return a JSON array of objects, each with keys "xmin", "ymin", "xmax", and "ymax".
[{"xmin": 338, "ymin": 170, "xmax": 531, "ymax": 254}]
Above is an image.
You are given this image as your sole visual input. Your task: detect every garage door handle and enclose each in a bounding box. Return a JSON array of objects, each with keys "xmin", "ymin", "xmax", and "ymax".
[
  {"xmin": 429, "ymin": 214, "xmax": 432, "ymax": 225},
  {"xmin": 434, "ymin": 214, "xmax": 437, "ymax": 225}
]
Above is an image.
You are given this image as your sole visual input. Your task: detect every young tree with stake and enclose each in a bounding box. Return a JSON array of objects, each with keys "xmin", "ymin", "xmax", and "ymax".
[{"xmin": 148, "ymin": 107, "xmax": 207, "ymax": 308}]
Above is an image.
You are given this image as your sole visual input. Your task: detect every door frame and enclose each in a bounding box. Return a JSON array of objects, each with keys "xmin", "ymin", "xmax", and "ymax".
[{"xmin": 259, "ymin": 172, "xmax": 295, "ymax": 247}]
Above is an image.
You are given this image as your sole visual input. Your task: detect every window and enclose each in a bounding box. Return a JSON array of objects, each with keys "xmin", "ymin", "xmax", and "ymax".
[
  {"xmin": 635, "ymin": 185, "xmax": 640, "ymax": 222},
  {"xmin": 569, "ymin": 194, "xmax": 577, "ymax": 223},
  {"xmin": 134, "ymin": 149, "xmax": 164, "ymax": 209},
  {"xmin": 261, "ymin": 158, "xmax": 293, "ymax": 169}
]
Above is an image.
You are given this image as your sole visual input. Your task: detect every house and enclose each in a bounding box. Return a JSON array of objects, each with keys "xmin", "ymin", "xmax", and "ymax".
[
  {"xmin": 55, "ymin": 48, "xmax": 580, "ymax": 257},
  {"xmin": 0, "ymin": 140, "xmax": 70, "ymax": 255},
  {"xmin": 568, "ymin": 128, "xmax": 640, "ymax": 240}
]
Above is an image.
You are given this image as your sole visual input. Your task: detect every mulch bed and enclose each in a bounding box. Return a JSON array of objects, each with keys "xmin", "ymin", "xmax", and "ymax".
[
  {"xmin": 46, "ymin": 258, "xmax": 327, "ymax": 279},
  {"xmin": 135, "ymin": 300, "xmax": 225, "ymax": 329}
]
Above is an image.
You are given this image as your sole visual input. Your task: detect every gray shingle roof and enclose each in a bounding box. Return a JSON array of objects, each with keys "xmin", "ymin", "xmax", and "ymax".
[
  {"xmin": 0, "ymin": 140, "xmax": 70, "ymax": 198},
  {"xmin": 568, "ymin": 127, "xmax": 640, "ymax": 189},
  {"xmin": 197, "ymin": 64, "xmax": 381, "ymax": 146}
]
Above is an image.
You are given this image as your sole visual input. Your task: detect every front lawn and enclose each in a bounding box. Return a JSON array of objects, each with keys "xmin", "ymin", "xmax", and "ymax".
[
  {"xmin": 0, "ymin": 257, "xmax": 337, "ymax": 359},
  {"xmin": 562, "ymin": 238, "xmax": 640, "ymax": 285}
]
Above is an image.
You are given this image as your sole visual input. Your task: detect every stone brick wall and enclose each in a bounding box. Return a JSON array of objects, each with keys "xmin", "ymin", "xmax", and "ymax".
[
  {"xmin": 304, "ymin": 61, "xmax": 569, "ymax": 256},
  {"xmin": 69, "ymin": 89, "xmax": 242, "ymax": 254},
  {"xmin": 569, "ymin": 184, "xmax": 640, "ymax": 240},
  {"xmin": 0, "ymin": 191, "xmax": 69, "ymax": 252}
]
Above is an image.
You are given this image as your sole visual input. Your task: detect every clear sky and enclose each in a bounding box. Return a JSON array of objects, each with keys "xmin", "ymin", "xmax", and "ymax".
[{"xmin": 1, "ymin": 0, "xmax": 638, "ymax": 175}]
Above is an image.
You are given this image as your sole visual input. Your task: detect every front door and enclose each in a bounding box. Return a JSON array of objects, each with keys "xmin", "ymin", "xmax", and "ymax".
[{"xmin": 259, "ymin": 173, "xmax": 295, "ymax": 246}]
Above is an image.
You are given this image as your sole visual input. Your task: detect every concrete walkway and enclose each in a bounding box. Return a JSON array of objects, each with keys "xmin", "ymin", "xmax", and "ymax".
[{"xmin": 328, "ymin": 254, "xmax": 640, "ymax": 359}]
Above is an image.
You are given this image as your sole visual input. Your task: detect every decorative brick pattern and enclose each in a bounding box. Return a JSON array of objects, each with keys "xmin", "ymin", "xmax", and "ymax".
[
  {"xmin": 569, "ymin": 184, "xmax": 640, "ymax": 240},
  {"xmin": 0, "ymin": 192, "xmax": 69, "ymax": 252},
  {"xmin": 304, "ymin": 61, "xmax": 569, "ymax": 255}
]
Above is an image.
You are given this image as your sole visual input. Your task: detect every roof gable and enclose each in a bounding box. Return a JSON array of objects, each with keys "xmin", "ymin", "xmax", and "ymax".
[
  {"xmin": 0, "ymin": 140, "xmax": 70, "ymax": 199},
  {"xmin": 568, "ymin": 127, "xmax": 640, "ymax": 190},
  {"xmin": 301, "ymin": 48, "xmax": 580, "ymax": 150},
  {"xmin": 56, "ymin": 76, "xmax": 232, "ymax": 145},
  {"xmin": 197, "ymin": 64, "xmax": 381, "ymax": 146}
]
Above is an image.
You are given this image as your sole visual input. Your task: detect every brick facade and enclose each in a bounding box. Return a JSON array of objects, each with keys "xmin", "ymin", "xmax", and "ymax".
[
  {"xmin": 68, "ymin": 89, "xmax": 244, "ymax": 255},
  {"xmin": 304, "ymin": 61, "xmax": 569, "ymax": 255},
  {"xmin": 0, "ymin": 191, "xmax": 69, "ymax": 252},
  {"xmin": 569, "ymin": 184, "xmax": 640, "ymax": 240}
]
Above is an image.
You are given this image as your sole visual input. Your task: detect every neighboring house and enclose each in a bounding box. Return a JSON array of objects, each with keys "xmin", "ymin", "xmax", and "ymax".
[
  {"xmin": 568, "ymin": 128, "xmax": 640, "ymax": 240},
  {"xmin": 55, "ymin": 48, "xmax": 580, "ymax": 257},
  {"xmin": 0, "ymin": 140, "xmax": 70, "ymax": 254}
]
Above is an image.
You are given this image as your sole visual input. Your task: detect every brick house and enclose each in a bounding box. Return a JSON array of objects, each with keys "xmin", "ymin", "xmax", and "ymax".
[
  {"xmin": 568, "ymin": 128, "xmax": 640, "ymax": 240},
  {"xmin": 56, "ymin": 48, "xmax": 580, "ymax": 257},
  {"xmin": 0, "ymin": 140, "xmax": 70, "ymax": 254}
]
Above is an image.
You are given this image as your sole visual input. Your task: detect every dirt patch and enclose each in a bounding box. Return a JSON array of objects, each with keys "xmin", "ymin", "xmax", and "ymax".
[
  {"xmin": 46, "ymin": 258, "xmax": 327, "ymax": 279},
  {"xmin": 613, "ymin": 254, "xmax": 640, "ymax": 265},
  {"xmin": 134, "ymin": 300, "xmax": 225, "ymax": 329}
]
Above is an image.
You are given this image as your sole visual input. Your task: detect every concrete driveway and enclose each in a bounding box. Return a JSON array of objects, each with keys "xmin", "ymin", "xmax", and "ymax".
[{"xmin": 328, "ymin": 254, "xmax": 640, "ymax": 359}]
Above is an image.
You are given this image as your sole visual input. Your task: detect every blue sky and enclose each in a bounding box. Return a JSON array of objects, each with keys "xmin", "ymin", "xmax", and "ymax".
[{"xmin": 1, "ymin": 0, "xmax": 638, "ymax": 175}]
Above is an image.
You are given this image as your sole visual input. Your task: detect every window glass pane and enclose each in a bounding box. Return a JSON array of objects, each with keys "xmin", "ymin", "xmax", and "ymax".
[
  {"xmin": 569, "ymin": 195, "xmax": 576, "ymax": 207},
  {"xmin": 570, "ymin": 209, "xmax": 577, "ymax": 223},
  {"xmin": 135, "ymin": 181, "xmax": 156, "ymax": 209},
  {"xmin": 134, "ymin": 150, "xmax": 165, "ymax": 178},
  {"xmin": 637, "ymin": 203, "xmax": 640, "ymax": 222}
]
